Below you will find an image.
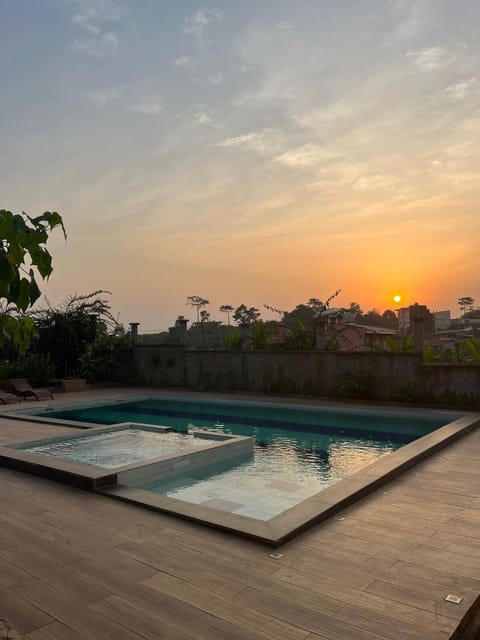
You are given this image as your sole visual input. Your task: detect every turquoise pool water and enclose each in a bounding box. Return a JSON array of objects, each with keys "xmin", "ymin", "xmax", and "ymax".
[
  {"xmin": 21, "ymin": 428, "xmax": 220, "ymax": 469},
  {"xmin": 22, "ymin": 397, "xmax": 454, "ymax": 519}
]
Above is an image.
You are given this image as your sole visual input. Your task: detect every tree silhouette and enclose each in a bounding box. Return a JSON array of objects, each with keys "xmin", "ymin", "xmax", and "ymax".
[
  {"xmin": 233, "ymin": 304, "xmax": 261, "ymax": 325},
  {"xmin": 458, "ymin": 297, "xmax": 475, "ymax": 316},
  {"xmin": 186, "ymin": 296, "xmax": 209, "ymax": 323},
  {"xmin": 219, "ymin": 304, "xmax": 234, "ymax": 326}
]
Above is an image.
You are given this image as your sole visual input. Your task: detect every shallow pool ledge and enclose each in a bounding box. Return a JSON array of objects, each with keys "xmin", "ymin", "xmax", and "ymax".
[{"xmin": 100, "ymin": 413, "xmax": 480, "ymax": 546}]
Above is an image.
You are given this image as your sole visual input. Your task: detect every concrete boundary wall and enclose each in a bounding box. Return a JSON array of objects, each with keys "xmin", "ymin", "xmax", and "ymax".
[{"xmin": 130, "ymin": 346, "xmax": 480, "ymax": 405}]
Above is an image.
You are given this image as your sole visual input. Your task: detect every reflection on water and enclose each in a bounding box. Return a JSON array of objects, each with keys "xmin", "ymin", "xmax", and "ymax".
[{"xmin": 140, "ymin": 419, "xmax": 400, "ymax": 520}]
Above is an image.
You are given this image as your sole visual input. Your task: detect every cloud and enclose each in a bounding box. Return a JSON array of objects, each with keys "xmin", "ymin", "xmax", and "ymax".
[
  {"xmin": 88, "ymin": 86, "xmax": 123, "ymax": 106},
  {"xmin": 183, "ymin": 7, "xmax": 223, "ymax": 47},
  {"xmin": 354, "ymin": 174, "xmax": 397, "ymax": 191},
  {"xmin": 272, "ymin": 143, "xmax": 336, "ymax": 169},
  {"xmin": 73, "ymin": 31, "xmax": 118, "ymax": 56},
  {"xmin": 406, "ymin": 47, "xmax": 447, "ymax": 71},
  {"xmin": 71, "ymin": 0, "xmax": 126, "ymax": 29},
  {"xmin": 194, "ymin": 111, "xmax": 212, "ymax": 124},
  {"xmin": 218, "ymin": 129, "xmax": 282, "ymax": 155},
  {"xmin": 275, "ymin": 20, "xmax": 294, "ymax": 31},
  {"xmin": 207, "ymin": 72, "xmax": 224, "ymax": 84},
  {"xmin": 130, "ymin": 98, "xmax": 162, "ymax": 115},
  {"xmin": 70, "ymin": 0, "xmax": 125, "ymax": 56},
  {"xmin": 173, "ymin": 55, "xmax": 193, "ymax": 68},
  {"xmin": 444, "ymin": 78, "xmax": 478, "ymax": 102}
]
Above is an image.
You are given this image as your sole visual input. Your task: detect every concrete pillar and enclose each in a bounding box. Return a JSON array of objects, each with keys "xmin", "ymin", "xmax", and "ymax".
[
  {"xmin": 174, "ymin": 316, "xmax": 189, "ymax": 345},
  {"xmin": 239, "ymin": 324, "xmax": 251, "ymax": 351},
  {"xmin": 315, "ymin": 318, "xmax": 327, "ymax": 350},
  {"xmin": 412, "ymin": 317, "xmax": 425, "ymax": 353},
  {"xmin": 129, "ymin": 322, "xmax": 140, "ymax": 343}
]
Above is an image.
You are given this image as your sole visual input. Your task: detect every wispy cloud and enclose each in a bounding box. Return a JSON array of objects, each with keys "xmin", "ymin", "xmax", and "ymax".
[
  {"xmin": 194, "ymin": 111, "xmax": 212, "ymax": 124},
  {"xmin": 183, "ymin": 7, "xmax": 223, "ymax": 47},
  {"xmin": 70, "ymin": 0, "xmax": 125, "ymax": 56},
  {"xmin": 444, "ymin": 78, "xmax": 478, "ymax": 102},
  {"xmin": 406, "ymin": 47, "xmax": 447, "ymax": 71},
  {"xmin": 218, "ymin": 129, "xmax": 282, "ymax": 155},
  {"xmin": 354, "ymin": 174, "xmax": 397, "ymax": 192},
  {"xmin": 173, "ymin": 55, "xmax": 193, "ymax": 68},
  {"xmin": 272, "ymin": 143, "xmax": 337, "ymax": 169},
  {"xmin": 207, "ymin": 72, "xmax": 224, "ymax": 84},
  {"xmin": 130, "ymin": 97, "xmax": 162, "ymax": 116},
  {"xmin": 73, "ymin": 31, "xmax": 118, "ymax": 56},
  {"xmin": 275, "ymin": 20, "xmax": 294, "ymax": 31},
  {"xmin": 71, "ymin": 0, "xmax": 126, "ymax": 32},
  {"xmin": 88, "ymin": 86, "xmax": 123, "ymax": 106}
]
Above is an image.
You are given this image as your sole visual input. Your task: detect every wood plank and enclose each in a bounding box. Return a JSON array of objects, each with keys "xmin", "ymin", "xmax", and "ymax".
[
  {"xmin": 144, "ymin": 571, "xmax": 310, "ymax": 640},
  {"xmin": 0, "ymin": 545, "xmax": 110, "ymax": 603},
  {"xmin": 389, "ymin": 560, "xmax": 480, "ymax": 594},
  {"xmin": 315, "ymin": 519, "xmax": 444, "ymax": 552},
  {"xmin": 25, "ymin": 621, "xmax": 85, "ymax": 640},
  {"xmin": 0, "ymin": 552, "xmax": 32, "ymax": 586},
  {"xmin": 91, "ymin": 593, "xmax": 269, "ymax": 640},
  {"xmin": 404, "ymin": 544, "xmax": 480, "ymax": 580},
  {"xmin": 233, "ymin": 587, "xmax": 391, "ymax": 640},
  {"xmin": 0, "ymin": 583, "xmax": 53, "ymax": 636},
  {"xmin": 365, "ymin": 578, "xmax": 476, "ymax": 620},
  {"xmin": 66, "ymin": 557, "xmax": 208, "ymax": 623},
  {"xmin": 334, "ymin": 604, "xmax": 451, "ymax": 640},
  {"xmin": 11, "ymin": 577, "xmax": 146, "ymax": 640},
  {"xmin": 0, "ymin": 518, "xmax": 84, "ymax": 566},
  {"xmin": 90, "ymin": 594, "xmax": 203, "ymax": 640},
  {"xmin": 272, "ymin": 565, "xmax": 457, "ymax": 635},
  {"xmin": 115, "ymin": 539, "xmax": 247, "ymax": 598}
]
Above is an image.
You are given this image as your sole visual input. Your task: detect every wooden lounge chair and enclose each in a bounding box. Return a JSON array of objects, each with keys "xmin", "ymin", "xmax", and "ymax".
[
  {"xmin": 9, "ymin": 379, "xmax": 53, "ymax": 401},
  {"xmin": 0, "ymin": 391, "xmax": 20, "ymax": 404}
]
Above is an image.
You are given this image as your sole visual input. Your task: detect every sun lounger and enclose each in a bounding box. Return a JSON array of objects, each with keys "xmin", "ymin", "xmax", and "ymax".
[
  {"xmin": 0, "ymin": 391, "xmax": 20, "ymax": 404},
  {"xmin": 9, "ymin": 379, "xmax": 53, "ymax": 400}
]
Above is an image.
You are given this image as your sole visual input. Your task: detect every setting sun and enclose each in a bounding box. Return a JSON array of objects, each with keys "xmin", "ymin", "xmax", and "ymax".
[{"xmin": 393, "ymin": 295, "xmax": 402, "ymax": 304}]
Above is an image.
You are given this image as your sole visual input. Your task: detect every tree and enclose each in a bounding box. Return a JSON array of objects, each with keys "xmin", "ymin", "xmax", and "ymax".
[
  {"xmin": 458, "ymin": 297, "xmax": 475, "ymax": 316},
  {"xmin": 30, "ymin": 290, "xmax": 117, "ymax": 378},
  {"xmin": 346, "ymin": 302, "xmax": 362, "ymax": 315},
  {"xmin": 219, "ymin": 304, "xmax": 234, "ymax": 326},
  {"xmin": 0, "ymin": 210, "xmax": 65, "ymax": 353},
  {"xmin": 199, "ymin": 309, "xmax": 210, "ymax": 323},
  {"xmin": 382, "ymin": 309, "xmax": 398, "ymax": 329},
  {"xmin": 186, "ymin": 296, "xmax": 209, "ymax": 323},
  {"xmin": 233, "ymin": 304, "xmax": 261, "ymax": 325},
  {"xmin": 306, "ymin": 290, "xmax": 342, "ymax": 318}
]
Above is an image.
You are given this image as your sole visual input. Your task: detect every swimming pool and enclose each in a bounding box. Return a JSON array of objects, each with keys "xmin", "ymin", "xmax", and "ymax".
[{"xmin": 16, "ymin": 396, "xmax": 458, "ymax": 520}]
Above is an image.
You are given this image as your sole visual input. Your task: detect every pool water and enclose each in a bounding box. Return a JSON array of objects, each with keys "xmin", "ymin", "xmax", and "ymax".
[
  {"xmin": 24, "ymin": 397, "xmax": 454, "ymax": 519},
  {"xmin": 139, "ymin": 429, "xmax": 401, "ymax": 519},
  {"xmin": 22, "ymin": 428, "xmax": 219, "ymax": 469}
]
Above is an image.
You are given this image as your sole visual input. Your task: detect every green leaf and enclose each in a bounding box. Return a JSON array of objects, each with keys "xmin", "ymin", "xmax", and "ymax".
[
  {"xmin": 29, "ymin": 246, "xmax": 53, "ymax": 278},
  {"xmin": 16, "ymin": 278, "xmax": 31, "ymax": 311}
]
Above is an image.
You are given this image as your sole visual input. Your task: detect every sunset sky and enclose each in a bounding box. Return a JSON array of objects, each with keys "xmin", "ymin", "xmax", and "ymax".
[{"xmin": 1, "ymin": 0, "xmax": 479, "ymax": 330}]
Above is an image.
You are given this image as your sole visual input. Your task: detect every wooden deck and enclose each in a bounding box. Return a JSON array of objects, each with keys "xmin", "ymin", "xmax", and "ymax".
[{"xmin": 0, "ymin": 393, "xmax": 478, "ymax": 639}]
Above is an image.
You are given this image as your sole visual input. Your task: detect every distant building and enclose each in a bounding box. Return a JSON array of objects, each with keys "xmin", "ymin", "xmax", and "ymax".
[
  {"xmin": 397, "ymin": 307, "xmax": 410, "ymax": 333},
  {"xmin": 433, "ymin": 310, "xmax": 451, "ymax": 331},
  {"xmin": 397, "ymin": 303, "xmax": 435, "ymax": 336},
  {"xmin": 326, "ymin": 322, "xmax": 396, "ymax": 351}
]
